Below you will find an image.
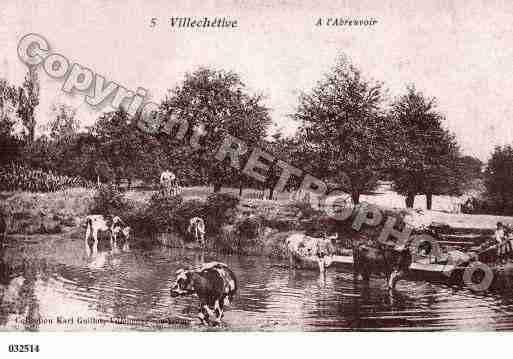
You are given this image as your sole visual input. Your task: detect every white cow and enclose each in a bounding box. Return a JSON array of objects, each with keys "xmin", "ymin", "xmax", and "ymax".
[
  {"xmin": 160, "ymin": 170, "xmax": 180, "ymax": 196},
  {"xmin": 187, "ymin": 217, "xmax": 206, "ymax": 246},
  {"xmin": 160, "ymin": 170, "xmax": 176, "ymax": 186},
  {"xmin": 286, "ymin": 232, "xmax": 338, "ymax": 274},
  {"xmin": 110, "ymin": 216, "xmax": 131, "ymax": 251},
  {"xmin": 84, "ymin": 215, "xmax": 130, "ymax": 256},
  {"xmin": 109, "ymin": 216, "xmax": 130, "ymax": 240}
]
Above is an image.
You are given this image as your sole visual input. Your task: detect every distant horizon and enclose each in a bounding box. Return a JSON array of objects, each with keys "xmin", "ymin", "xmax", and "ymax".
[{"xmin": 2, "ymin": 0, "xmax": 513, "ymax": 162}]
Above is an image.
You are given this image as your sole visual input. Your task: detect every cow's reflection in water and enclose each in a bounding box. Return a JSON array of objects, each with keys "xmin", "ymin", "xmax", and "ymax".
[
  {"xmin": 110, "ymin": 236, "xmax": 130, "ymax": 255},
  {"xmin": 85, "ymin": 234, "xmax": 131, "ymax": 270}
]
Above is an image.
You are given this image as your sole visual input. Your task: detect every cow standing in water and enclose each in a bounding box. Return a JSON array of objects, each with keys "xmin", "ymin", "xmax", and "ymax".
[
  {"xmin": 160, "ymin": 171, "xmax": 180, "ymax": 197},
  {"xmin": 170, "ymin": 262, "xmax": 237, "ymax": 326},
  {"xmin": 352, "ymin": 240, "xmax": 413, "ymax": 290},
  {"xmin": 187, "ymin": 217, "xmax": 206, "ymax": 246},
  {"xmin": 110, "ymin": 216, "xmax": 131, "ymax": 253},
  {"xmin": 286, "ymin": 233, "xmax": 337, "ymax": 275},
  {"xmin": 84, "ymin": 215, "xmax": 130, "ymax": 256}
]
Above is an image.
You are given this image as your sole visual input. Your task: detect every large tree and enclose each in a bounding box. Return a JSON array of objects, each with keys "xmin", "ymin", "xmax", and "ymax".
[
  {"xmin": 91, "ymin": 107, "xmax": 160, "ymax": 187},
  {"xmin": 0, "ymin": 78, "xmax": 22, "ymax": 165},
  {"xmin": 17, "ymin": 66, "xmax": 40, "ymax": 144},
  {"xmin": 48, "ymin": 103, "xmax": 79, "ymax": 141},
  {"xmin": 484, "ymin": 145, "xmax": 513, "ymax": 215},
  {"xmin": 159, "ymin": 68, "xmax": 272, "ymax": 192},
  {"xmin": 293, "ymin": 55, "xmax": 389, "ymax": 204},
  {"xmin": 387, "ymin": 86, "xmax": 462, "ymax": 209}
]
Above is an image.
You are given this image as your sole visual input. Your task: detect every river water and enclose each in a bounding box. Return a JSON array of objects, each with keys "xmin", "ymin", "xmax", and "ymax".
[{"xmin": 1, "ymin": 234, "xmax": 513, "ymax": 331}]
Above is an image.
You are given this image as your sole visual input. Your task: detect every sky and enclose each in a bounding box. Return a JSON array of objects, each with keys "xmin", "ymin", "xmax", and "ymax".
[{"xmin": 2, "ymin": 0, "xmax": 513, "ymax": 161}]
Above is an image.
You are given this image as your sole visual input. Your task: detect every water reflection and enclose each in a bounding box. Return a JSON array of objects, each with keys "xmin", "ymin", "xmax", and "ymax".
[{"xmin": 2, "ymin": 235, "xmax": 513, "ymax": 331}]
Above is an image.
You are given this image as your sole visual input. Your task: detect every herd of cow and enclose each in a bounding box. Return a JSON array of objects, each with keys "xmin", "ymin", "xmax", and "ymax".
[
  {"xmin": 83, "ymin": 212, "xmax": 235, "ymax": 326},
  {"xmin": 81, "ymin": 210, "xmax": 418, "ymax": 326},
  {"xmin": 0, "ymin": 171, "xmax": 418, "ymax": 327}
]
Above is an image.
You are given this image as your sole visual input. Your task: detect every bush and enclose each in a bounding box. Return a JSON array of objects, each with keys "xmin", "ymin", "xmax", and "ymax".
[
  {"xmin": 203, "ymin": 193, "xmax": 240, "ymax": 234},
  {"xmin": 89, "ymin": 184, "xmax": 129, "ymax": 216},
  {"xmin": 129, "ymin": 192, "xmax": 240, "ymax": 241},
  {"xmin": 144, "ymin": 191, "xmax": 184, "ymax": 232},
  {"xmin": 236, "ymin": 215, "xmax": 263, "ymax": 239}
]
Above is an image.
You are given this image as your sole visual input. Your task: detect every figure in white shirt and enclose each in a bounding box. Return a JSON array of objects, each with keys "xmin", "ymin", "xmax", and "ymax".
[
  {"xmin": 496, "ymin": 222, "xmax": 513, "ymax": 260},
  {"xmin": 495, "ymin": 222, "xmax": 505, "ymax": 244}
]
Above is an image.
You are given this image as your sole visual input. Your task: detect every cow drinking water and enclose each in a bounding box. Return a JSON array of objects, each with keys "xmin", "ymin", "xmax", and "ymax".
[
  {"xmin": 170, "ymin": 262, "xmax": 237, "ymax": 326},
  {"xmin": 110, "ymin": 216, "xmax": 131, "ymax": 252},
  {"xmin": 187, "ymin": 217, "xmax": 206, "ymax": 246},
  {"xmin": 84, "ymin": 215, "xmax": 130, "ymax": 256}
]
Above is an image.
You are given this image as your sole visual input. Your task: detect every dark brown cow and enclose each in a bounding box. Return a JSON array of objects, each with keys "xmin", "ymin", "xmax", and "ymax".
[{"xmin": 353, "ymin": 241, "xmax": 413, "ymax": 289}]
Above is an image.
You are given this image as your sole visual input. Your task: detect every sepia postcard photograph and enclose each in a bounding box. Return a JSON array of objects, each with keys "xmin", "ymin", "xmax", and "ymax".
[{"xmin": 2, "ymin": 0, "xmax": 513, "ymax": 344}]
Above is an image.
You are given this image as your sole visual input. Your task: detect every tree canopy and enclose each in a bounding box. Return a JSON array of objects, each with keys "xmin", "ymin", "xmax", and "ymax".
[
  {"xmin": 387, "ymin": 86, "xmax": 462, "ymax": 209},
  {"xmin": 484, "ymin": 145, "xmax": 513, "ymax": 215},
  {"xmin": 293, "ymin": 55, "xmax": 389, "ymax": 203},
  {"xmin": 159, "ymin": 68, "xmax": 272, "ymax": 192}
]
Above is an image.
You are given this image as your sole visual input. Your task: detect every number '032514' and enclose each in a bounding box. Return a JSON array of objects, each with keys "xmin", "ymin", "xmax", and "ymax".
[{"xmin": 8, "ymin": 345, "xmax": 40, "ymax": 353}]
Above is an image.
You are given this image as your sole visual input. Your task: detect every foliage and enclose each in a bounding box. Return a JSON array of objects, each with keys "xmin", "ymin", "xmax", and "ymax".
[
  {"xmin": 0, "ymin": 163, "xmax": 91, "ymax": 192},
  {"xmin": 91, "ymin": 107, "xmax": 164, "ymax": 185},
  {"xmin": 47, "ymin": 103, "xmax": 79, "ymax": 141},
  {"xmin": 17, "ymin": 67, "xmax": 40, "ymax": 143},
  {"xmin": 1, "ymin": 78, "xmax": 23, "ymax": 165},
  {"xmin": 484, "ymin": 145, "xmax": 513, "ymax": 215},
  {"xmin": 89, "ymin": 183, "xmax": 129, "ymax": 215},
  {"xmin": 0, "ymin": 117, "xmax": 23, "ymax": 166},
  {"xmin": 203, "ymin": 192, "xmax": 240, "ymax": 233},
  {"xmin": 159, "ymin": 68, "xmax": 272, "ymax": 192},
  {"xmin": 236, "ymin": 215, "xmax": 263, "ymax": 239},
  {"xmin": 292, "ymin": 55, "xmax": 388, "ymax": 203},
  {"xmin": 387, "ymin": 85, "xmax": 462, "ymax": 209},
  {"xmin": 133, "ymin": 192, "xmax": 239, "ymax": 238},
  {"xmin": 258, "ymin": 131, "xmax": 302, "ymax": 199}
]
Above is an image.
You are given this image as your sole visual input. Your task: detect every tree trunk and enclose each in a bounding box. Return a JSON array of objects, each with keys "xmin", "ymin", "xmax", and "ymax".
[
  {"xmin": 426, "ymin": 193, "xmax": 433, "ymax": 210},
  {"xmin": 27, "ymin": 124, "xmax": 35, "ymax": 144},
  {"xmin": 351, "ymin": 191, "xmax": 360, "ymax": 205},
  {"xmin": 213, "ymin": 183, "xmax": 222, "ymax": 193},
  {"xmin": 127, "ymin": 178, "xmax": 132, "ymax": 190},
  {"xmin": 405, "ymin": 193, "xmax": 415, "ymax": 208},
  {"xmin": 268, "ymin": 187, "xmax": 274, "ymax": 200},
  {"xmin": 239, "ymin": 179, "xmax": 243, "ymax": 197}
]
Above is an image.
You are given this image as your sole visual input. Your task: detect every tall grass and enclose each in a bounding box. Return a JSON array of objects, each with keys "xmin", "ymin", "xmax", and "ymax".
[{"xmin": 0, "ymin": 163, "xmax": 92, "ymax": 192}]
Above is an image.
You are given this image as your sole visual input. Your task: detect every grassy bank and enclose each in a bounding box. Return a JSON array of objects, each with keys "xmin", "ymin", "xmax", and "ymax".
[
  {"xmin": 1, "ymin": 186, "xmax": 511, "ymax": 260},
  {"xmin": 0, "ymin": 186, "xmax": 343, "ymax": 259}
]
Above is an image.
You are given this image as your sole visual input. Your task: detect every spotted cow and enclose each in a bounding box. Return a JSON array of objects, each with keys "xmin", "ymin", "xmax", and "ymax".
[
  {"xmin": 286, "ymin": 232, "xmax": 337, "ymax": 274},
  {"xmin": 187, "ymin": 217, "xmax": 206, "ymax": 246},
  {"xmin": 170, "ymin": 262, "xmax": 237, "ymax": 326}
]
